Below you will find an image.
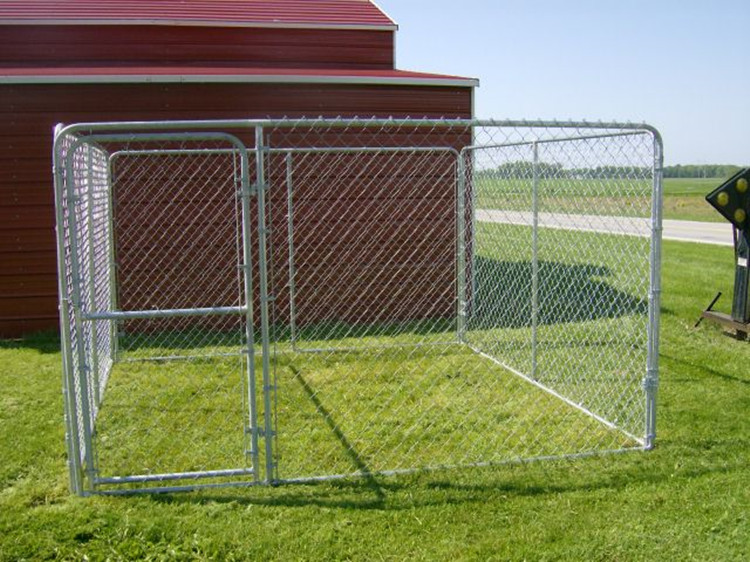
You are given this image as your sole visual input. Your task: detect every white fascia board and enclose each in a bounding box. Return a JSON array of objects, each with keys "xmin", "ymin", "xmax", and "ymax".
[
  {"xmin": 1, "ymin": 73, "xmax": 479, "ymax": 88},
  {"xmin": 0, "ymin": 18, "xmax": 398, "ymax": 31},
  {"xmin": 368, "ymin": 1, "xmax": 399, "ymax": 30}
]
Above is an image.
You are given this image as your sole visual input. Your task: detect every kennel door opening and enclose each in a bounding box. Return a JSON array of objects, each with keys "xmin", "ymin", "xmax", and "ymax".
[
  {"xmin": 57, "ymin": 134, "xmax": 262, "ymax": 492},
  {"xmin": 103, "ymin": 142, "xmax": 256, "ymax": 486}
]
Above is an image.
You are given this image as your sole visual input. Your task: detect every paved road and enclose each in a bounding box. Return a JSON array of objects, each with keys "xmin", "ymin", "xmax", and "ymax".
[
  {"xmin": 476, "ymin": 209, "xmax": 733, "ymax": 246},
  {"xmin": 659, "ymin": 219, "xmax": 733, "ymax": 246}
]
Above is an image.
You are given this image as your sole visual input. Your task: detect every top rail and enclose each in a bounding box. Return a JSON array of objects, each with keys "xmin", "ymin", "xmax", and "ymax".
[{"xmin": 55, "ymin": 117, "xmax": 662, "ymax": 145}]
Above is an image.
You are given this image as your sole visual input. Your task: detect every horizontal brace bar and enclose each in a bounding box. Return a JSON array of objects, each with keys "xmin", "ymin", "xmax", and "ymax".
[
  {"xmin": 94, "ymin": 479, "xmax": 261, "ymax": 496},
  {"xmin": 291, "ymin": 340, "xmax": 461, "ymax": 354},
  {"xmin": 95, "ymin": 467, "xmax": 254, "ymax": 484},
  {"xmin": 273, "ymin": 446, "xmax": 645, "ymax": 487},
  {"xmin": 120, "ymin": 351, "xmax": 245, "ymax": 363},
  {"xmin": 110, "ymin": 148, "xmax": 241, "ymax": 160},
  {"xmin": 267, "ymin": 146, "xmax": 459, "ymax": 156},
  {"xmin": 83, "ymin": 305, "xmax": 247, "ymax": 321}
]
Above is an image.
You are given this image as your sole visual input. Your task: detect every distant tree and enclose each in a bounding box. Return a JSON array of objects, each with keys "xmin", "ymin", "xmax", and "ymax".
[
  {"xmin": 662, "ymin": 164, "xmax": 745, "ymax": 178},
  {"xmin": 480, "ymin": 160, "xmax": 568, "ymax": 179},
  {"xmin": 475, "ymin": 162, "xmax": 746, "ymax": 180}
]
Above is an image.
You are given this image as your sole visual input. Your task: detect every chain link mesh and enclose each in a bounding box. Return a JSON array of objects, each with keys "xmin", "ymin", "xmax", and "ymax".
[
  {"xmin": 265, "ymin": 121, "xmax": 656, "ymax": 480},
  {"xmin": 56, "ymin": 134, "xmax": 257, "ymax": 492},
  {"xmin": 56, "ymin": 134, "xmax": 114, "ymax": 483},
  {"xmin": 54, "ymin": 119, "xmax": 660, "ymax": 494}
]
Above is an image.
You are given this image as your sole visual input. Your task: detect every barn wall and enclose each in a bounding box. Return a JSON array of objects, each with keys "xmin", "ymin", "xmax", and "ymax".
[
  {"xmin": 0, "ymin": 25, "xmax": 395, "ymax": 69},
  {"xmin": 0, "ymin": 82, "xmax": 472, "ymax": 337}
]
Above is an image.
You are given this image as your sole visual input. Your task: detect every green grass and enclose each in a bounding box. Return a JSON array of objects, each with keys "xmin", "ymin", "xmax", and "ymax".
[
  {"xmin": 662, "ymin": 178, "xmax": 725, "ymax": 222},
  {"xmin": 476, "ymin": 176, "xmax": 725, "ymax": 222},
  {"xmin": 1, "ymin": 239, "xmax": 749, "ymax": 560},
  {"xmin": 87, "ymin": 223, "xmax": 648, "ymax": 485},
  {"xmin": 662, "ymin": 177, "xmax": 720, "ymax": 197}
]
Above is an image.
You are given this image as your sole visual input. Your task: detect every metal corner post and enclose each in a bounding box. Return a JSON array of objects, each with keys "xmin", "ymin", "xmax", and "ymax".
[
  {"xmin": 64, "ymin": 139, "xmax": 97, "ymax": 493},
  {"xmin": 53, "ymin": 124, "xmax": 84, "ymax": 495},
  {"xmin": 531, "ymin": 142, "xmax": 540, "ymax": 380},
  {"xmin": 255, "ymin": 126, "xmax": 275, "ymax": 482},
  {"xmin": 645, "ymin": 133, "xmax": 664, "ymax": 449},
  {"xmin": 469, "ymin": 149, "xmax": 479, "ymax": 323}
]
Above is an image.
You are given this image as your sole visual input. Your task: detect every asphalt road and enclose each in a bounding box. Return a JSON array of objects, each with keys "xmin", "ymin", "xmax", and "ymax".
[{"xmin": 476, "ymin": 209, "xmax": 734, "ymax": 246}]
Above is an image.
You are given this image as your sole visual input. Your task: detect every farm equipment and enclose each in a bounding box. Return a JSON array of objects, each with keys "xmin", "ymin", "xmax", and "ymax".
[{"xmin": 701, "ymin": 168, "xmax": 750, "ymax": 338}]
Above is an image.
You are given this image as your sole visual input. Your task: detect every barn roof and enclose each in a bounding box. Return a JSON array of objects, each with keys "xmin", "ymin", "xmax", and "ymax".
[
  {"xmin": 0, "ymin": 0, "xmax": 398, "ymax": 30},
  {"xmin": 0, "ymin": 66, "xmax": 478, "ymax": 87}
]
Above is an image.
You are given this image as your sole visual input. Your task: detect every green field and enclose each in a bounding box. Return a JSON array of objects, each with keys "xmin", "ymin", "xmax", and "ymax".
[
  {"xmin": 662, "ymin": 178, "xmax": 726, "ymax": 222},
  {"xmin": 475, "ymin": 176, "xmax": 725, "ymax": 223},
  {"xmin": 1, "ymin": 236, "xmax": 748, "ymax": 560}
]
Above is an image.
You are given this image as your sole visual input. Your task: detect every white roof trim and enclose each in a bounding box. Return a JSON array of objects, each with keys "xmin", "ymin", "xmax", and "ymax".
[
  {"xmin": 0, "ymin": 18, "xmax": 398, "ymax": 31},
  {"xmin": 368, "ymin": 0, "xmax": 399, "ymax": 31},
  {"xmin": 0, "ymin": 73, "xmax": 479, "ymax": 88}
]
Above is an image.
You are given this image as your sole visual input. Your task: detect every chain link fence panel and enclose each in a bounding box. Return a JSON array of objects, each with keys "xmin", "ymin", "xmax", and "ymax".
[{"xmin": 54, "ymin": 118, "xmax": 662, "ymax": 494}]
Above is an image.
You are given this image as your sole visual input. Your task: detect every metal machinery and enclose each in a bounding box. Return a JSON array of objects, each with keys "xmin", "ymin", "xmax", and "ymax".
[{"xmin": 704, "ymin": 169, "xmax": 750, "ymax": 337}]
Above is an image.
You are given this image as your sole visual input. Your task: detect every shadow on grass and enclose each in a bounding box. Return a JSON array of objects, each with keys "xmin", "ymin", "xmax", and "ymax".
[
  {"xmin": 661, "ymin": 353, "xmax": 750, "ymax": 386},
  {"xmin": 289, "ymin": 365, "xmax": 386, "ymax": 505},
  {"xmin": 469, "ymin": 256, "xmax": 647, "ymax": 330},
  {"xmin": 80, "ymin": 254, "xmax": 645, "ymax": 353},
  {"xmin": 0, "ymin": 331, "xmax": 60, "ymax": 354}
]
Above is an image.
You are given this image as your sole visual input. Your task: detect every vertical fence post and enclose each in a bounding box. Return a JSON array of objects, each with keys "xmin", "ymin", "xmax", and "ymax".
[
  {"xmin": 65, "ymin": 140, "xmax": 97, "ymax": 493},
  {"xmin": 469, "ymin": 150, "xmax": 479, "ymax": 321},
  {"xmin": 645, "ymin": 133, "xmax": 663, "ymax": 449},
  {"xmin": 105, "ymin": 154, "xmax": 119, "ymax": 363},
  {"xmin": 457, "ymin": 152, "xmax": 467, "ymax": 343},
  {"xmin": 531, "ymin": 142, "xmax": 540, "ymax": 380},
  {"xmin": 286, "ymin": 152, "xmax": 297, "ymax": 348},
  {"xmin": 255, "ymin": 126, "xmax": 275, "ymax": 482},
  {"xmin": 54, "ymin": 126, "xmax": 84, "ymax": 495},
  {"xmin": 84, "ymin": 145, "xmax": 101, "ymax": 407},
  {"xmin": 238, "ymin": 144, "xmax": 260, "ymax": 481}
]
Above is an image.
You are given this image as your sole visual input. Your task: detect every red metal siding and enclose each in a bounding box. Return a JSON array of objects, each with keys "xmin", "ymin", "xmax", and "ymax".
[
  {"xmin": 0, "ymin": 0, "xmax": 396, "ymax": 28},
  {"xmin": 0, "ymin": 81, "xmax": 472, "ymax": 337},
  {"xmin": 267, "ymin": 151, "xmax": 461, "ymax": 327},
  {"xmin": 109, "ymin": 148, "xmax": 464, "ymax": 332},
  {"xmin": 0, "ymin": 25, "xmax": 395, "ymax": 69}
]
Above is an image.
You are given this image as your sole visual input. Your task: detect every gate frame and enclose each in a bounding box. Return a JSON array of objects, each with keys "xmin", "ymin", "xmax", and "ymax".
[
  {"xmin": 53, "ymin": 118, "xmax": 663, "ymax": 495},
  {"xmin": 53, "ymin": 128, "xmax": 268, "ymax": 494}
]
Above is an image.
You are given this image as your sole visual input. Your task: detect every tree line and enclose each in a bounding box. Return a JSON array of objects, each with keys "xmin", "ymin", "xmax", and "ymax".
[
  {"xmin": 662, "ymin": 164, "xmax": 744, "ymax": 178},
  {"xmin": 477, "ymin": 161, "xmax": 745, "ymax": 180},
  {"xmin": 477, "ymin": 161, "xmax": 650, "ymax": 180}
]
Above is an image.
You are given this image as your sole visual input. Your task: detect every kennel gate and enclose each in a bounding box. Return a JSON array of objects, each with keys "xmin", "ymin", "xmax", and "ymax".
[{"xmin": 54, "ymin": 119, "xmax": 662, "ymax": 495}]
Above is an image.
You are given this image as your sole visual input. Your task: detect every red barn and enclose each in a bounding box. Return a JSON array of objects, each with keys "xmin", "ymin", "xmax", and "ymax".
[{"xmin": 0, "ymin": 0, "xmax": 477, "ymax": 337}]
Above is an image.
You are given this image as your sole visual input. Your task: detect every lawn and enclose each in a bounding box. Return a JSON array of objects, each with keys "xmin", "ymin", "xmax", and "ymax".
[
  {"xmin": 1, "ymin": 238, "xmax": 748, "ymax": 560},
  {"xmin": 662, "ymin": 178, "xmax": 726, "ymax": 222},
  {"xmin": 54, "ymin": 222, "xmax": 652, "ymax": 492},
  {"xmin": 0, "ymin": 236, "xmax": 747, "ymax": 559}
]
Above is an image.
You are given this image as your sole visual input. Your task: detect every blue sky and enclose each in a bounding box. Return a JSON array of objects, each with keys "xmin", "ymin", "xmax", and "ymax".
[{"xmin": 376, "ymin": 0, "xmax": 749, "ymax": 165}]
